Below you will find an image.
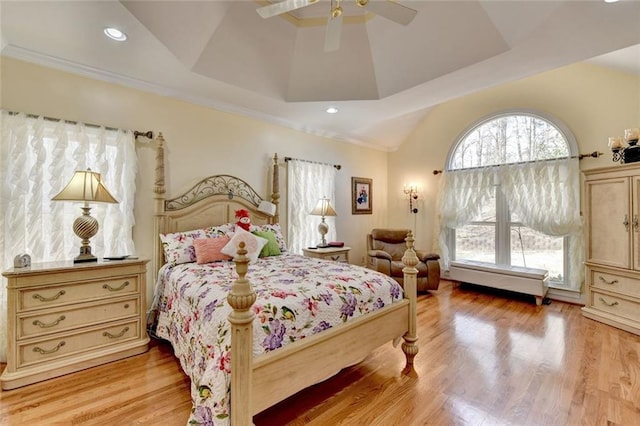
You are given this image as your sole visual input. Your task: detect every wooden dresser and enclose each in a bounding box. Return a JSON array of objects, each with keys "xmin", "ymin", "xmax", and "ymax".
[
  {"xmin": 583, "ymin": 163, "xmax": 640, "ymax": 335},
  {"xmin": 1, "ymin": 258, "xmax": 149, "ymax": 390}
]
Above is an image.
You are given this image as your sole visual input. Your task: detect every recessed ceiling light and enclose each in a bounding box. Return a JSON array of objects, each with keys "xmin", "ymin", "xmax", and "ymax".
[
  {"xmin": 604, "ymin": 0, "xmax": 620, "ymax": 3},
  {"xmin": 104, "ymin": 27, "xmax": 127, "ymax": 42},
  {"xmin": 326, "ymin": 107, "xmax": 339, "ymax": 114}
]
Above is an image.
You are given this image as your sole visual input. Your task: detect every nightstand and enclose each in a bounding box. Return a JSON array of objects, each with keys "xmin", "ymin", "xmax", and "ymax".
[
  {"xmin": 302, "ymin": 246, "xmax": 351, "ymax": 263},
  {"xmin": 1, "ymin": 258, "xmax": 150, "ymax": 390}
]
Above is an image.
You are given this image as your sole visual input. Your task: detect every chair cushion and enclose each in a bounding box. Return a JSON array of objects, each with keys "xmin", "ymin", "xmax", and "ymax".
[
  {"xmin": 370, "ymin": 229, "xmax": 411, "ymax": 261},
  {"xmin": 370, "ymin": 228, "xmax": 410, "ymax": 243},
  {"xmin": 376, "ymin": 242, "xmax": 406, "ymax": 261},
  {"xmin": 390, "ymin": 260, "xmax": 429, "ymax": 277}
]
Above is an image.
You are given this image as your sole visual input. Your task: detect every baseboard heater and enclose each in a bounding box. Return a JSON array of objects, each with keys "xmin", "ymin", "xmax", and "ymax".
[{"xmin": 449, "ymin": 260, "xmax": 549, "ymax": 306}]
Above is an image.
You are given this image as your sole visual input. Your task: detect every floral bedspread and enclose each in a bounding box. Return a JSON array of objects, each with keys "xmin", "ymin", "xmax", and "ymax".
[{"xmin": 149, "ymin": 253, "xmax": 403, "ymax": 425}]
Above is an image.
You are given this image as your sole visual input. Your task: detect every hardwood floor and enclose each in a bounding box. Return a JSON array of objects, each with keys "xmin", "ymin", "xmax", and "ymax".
[{"xmin": 2, "ymin": 280, "xmax": 640, "ymax": 425}]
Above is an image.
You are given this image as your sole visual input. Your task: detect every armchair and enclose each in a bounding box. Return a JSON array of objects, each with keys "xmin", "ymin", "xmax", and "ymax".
[{"xmin": 367, "ymin": 228, "xmax": 440, "ymax": 292}]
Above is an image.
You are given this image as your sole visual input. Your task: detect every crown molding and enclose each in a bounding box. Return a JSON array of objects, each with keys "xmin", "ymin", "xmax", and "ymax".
[{"xmin": 2, "ymin": 45, "xmax": 392, "ymax": 152}]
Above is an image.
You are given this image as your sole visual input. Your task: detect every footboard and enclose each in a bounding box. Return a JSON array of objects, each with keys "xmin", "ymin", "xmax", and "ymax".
[{"xmin": 227, "ymin": 233, "xmax": 420, "ymax": 425}]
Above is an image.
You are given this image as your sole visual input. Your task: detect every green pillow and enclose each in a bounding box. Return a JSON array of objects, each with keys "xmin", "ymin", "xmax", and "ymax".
[{"xmin": 252, "ymin": 230, "xmax": 282, "ymax": 257}]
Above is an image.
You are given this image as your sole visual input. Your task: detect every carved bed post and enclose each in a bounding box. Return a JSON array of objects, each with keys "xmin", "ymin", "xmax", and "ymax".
[
  {"xmin": 271, "ymin": 153, "xmax": 280, "ymax": 224},
  {"xmin": 153, "ymin": 132, "xmax": 166, "ymax": 280},
  {"xmin": 227, "ymin": 242, "xmax": 257, "ymax": 426},
  {"xmin": 401, "ymin": 230, "xmax": 419, "ymax": 377}
]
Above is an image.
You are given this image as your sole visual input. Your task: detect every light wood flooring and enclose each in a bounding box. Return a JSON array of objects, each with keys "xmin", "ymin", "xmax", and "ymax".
[{"xmin": 2, "ymin": 280, "xmax": 640, "ymax": 425}]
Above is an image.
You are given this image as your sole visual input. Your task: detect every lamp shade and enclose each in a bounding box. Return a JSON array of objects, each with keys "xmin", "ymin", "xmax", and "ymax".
[
  {"xmin": 310, "ymin": 198, "xmax": 337, "ymax": 217},
  {"xmin": 52, "ymin": 169, "xmax": 118, "ymax": 204}
]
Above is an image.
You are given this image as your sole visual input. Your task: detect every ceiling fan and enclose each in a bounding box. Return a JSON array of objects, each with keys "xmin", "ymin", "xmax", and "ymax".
[{"xmin": 256, "ymin": 0, "xmax": 418, "ymax": 52}]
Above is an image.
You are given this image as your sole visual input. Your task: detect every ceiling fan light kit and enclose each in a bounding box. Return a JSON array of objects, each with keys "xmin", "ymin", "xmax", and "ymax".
[{"xmin": 257, "ymin": 0, "xmax": 417, "ymax": 52}]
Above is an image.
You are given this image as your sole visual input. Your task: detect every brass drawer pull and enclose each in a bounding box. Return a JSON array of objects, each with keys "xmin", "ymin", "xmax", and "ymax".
[
  {"xmin": 103, "ymin": 281, "xmax": 130, "ymax": 292},
  {"xmin": 32, "ymin": 290, "xmax": 66, "ymax": 302},
  {"xmin": 103, "ymin": 327, "xmax": 129, "ymax": 339},
  {"xmin": 599, "ymin": 297, "xmax": 619, "ymax": 307},
  {"xmin": 330, "ymin": 255, "xmax": 341, "ymax": 261},
  {"xmin": 33, "ymin": 315, "xmax": 66, "ymax": 328},
  {"xmin": 598, "ymin": 276, "xmax": 619, "ymax": 285},
  {"xmin": 624, "ymin": 214, "xmax": 630, "ymax": 231},
  {"xmin": 33, "ymin": 341, "xmax": 65, "ymax": 355},
  {"xmin": 634, "ymin": 215, "xmax": 639, "ymax": 232}
]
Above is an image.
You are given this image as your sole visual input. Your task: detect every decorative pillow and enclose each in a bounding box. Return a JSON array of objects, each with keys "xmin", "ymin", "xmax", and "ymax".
[
  {"xmin": 221, "ymin": 227, "xmax": 268, "ymax": 263},
  {"xmin": 194, "ymin": 236, "xmax": 232, "ymax": 264},
  {"xmin": 207, "ymin": 223, "xmax": 235, "ymax": 237},
  {"xmin": 160, "ymin": 228, "xmax": 210, "ymax": 265},
  {"xmin": 252, "ymin": 230, "xmax": 282, "ymax": 258},
  {"xmin": 160, "ymin": 224, "xmax": 236, "ymax": 266},
  {"xmin": 252, "ymin": 223, "xmax": 287, "ymax": 252}
]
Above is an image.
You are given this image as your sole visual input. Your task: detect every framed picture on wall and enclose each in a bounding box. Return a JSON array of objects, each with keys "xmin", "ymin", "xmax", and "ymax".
[{"xmin": 352, "ymin": 177, "xmax": 372, "ymax": 214}]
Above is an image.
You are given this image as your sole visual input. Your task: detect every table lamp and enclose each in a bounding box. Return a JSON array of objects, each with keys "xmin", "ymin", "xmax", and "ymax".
[
  {"xmin": 52, "ymin": 169, "xmax": 118, "ymax": 263},
  {"xmin": 310, "ymin": 197, "xmax": 337, "ymax": 248}
]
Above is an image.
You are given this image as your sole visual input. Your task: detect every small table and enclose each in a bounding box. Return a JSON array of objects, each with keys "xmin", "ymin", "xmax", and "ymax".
[{"xmin": 302, "ymin": 246, "xmax": 351, "ymax": 263}]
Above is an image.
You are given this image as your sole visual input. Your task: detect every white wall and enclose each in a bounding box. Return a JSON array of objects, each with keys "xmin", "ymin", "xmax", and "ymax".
[
  {"xmin": 0, "ymin": 57, "xmax": 391, "ymax": 303},
  {"xmin": 388, "ymin": 63, "xmax": 640, "ymax": 296}
]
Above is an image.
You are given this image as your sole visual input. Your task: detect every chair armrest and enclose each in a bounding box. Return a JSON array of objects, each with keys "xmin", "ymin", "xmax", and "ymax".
[
  {"xmin": 415, "ymin": 250, "xmax": 440, "ymax": 263},
  {"xmin": 368, "ymin": 250, "xmax": 392, "ymax": 261}
]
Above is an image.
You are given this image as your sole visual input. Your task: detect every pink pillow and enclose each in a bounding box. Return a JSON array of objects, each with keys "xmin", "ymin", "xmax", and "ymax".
[{"xmin": 194, "ymin": 236, "xmax": 232, "ymax": 264}]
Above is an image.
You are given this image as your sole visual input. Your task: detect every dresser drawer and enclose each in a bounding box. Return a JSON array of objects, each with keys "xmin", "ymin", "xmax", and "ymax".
[
  {"xmin": 19, "ymin": 276, "xmax": 139, "ymax": 311},
  {"xmin": 589, "ymin": 290, "xmax": 640, "ymax": 323},
  {"xmin": 18, "ymin": 319, "xmax": 140, "ymax": 368},
  {"xmin": 590, "ymin": 269, "xmax": 640, "ymax": 298},
  {"xmin": 18, "ymin": 296, "xmax": 139, "ymax": 339},
  {"xmin": 323, "ymin": 252, "xmax": 348, "ymax": 263}
]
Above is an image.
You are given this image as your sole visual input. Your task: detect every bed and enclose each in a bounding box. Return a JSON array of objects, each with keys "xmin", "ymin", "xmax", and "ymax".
[{"xmin": 148, "ymin": 133, "xmax": 420, "ymax": 425}]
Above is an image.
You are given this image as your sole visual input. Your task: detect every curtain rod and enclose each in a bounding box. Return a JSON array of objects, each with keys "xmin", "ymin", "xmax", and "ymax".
[
  {"xmin": 284, "ymin": 156, "xmax": 341, "ymax": 170},
  {"xmin": 432, "ymin": 152, "xmax": 602, "ymax": 175},
  {"xmin": 6, "ymin": 110, "xmax": 153, "ymax": 140}
]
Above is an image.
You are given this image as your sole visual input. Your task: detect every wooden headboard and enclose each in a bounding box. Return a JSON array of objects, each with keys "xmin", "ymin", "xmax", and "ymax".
[{"xmin": 152, "ymin": 133, "xmax": 280, "ymax": 275}]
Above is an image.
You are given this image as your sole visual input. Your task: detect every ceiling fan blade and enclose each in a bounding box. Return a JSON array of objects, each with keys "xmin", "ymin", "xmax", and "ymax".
[
  {"xmin": 324, "ymin": 14, "xmax": 343, "ymax": 52},
  {"xmin": 257, "ymin": 0, "xmax": 317, "ymax": 19},
  {"xmin": 363, "ymin": 0, "xmax": 417, "ymax": 26}
]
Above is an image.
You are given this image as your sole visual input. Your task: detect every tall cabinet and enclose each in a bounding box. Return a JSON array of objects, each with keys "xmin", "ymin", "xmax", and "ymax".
[{"xmin": 583, "ymin": 163, "xmax": 640, "ymax": 335}]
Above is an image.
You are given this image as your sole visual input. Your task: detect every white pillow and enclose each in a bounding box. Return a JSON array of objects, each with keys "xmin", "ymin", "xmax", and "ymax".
[{"xmin": 221, "ymin": 227, "xmax": 268, "ymax": 263}]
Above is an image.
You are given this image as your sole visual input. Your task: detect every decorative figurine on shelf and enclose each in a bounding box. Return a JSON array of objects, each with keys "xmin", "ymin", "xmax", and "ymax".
[{"xmin": 235, "ymin": 209, "xmax": 251, "ymax": 231}]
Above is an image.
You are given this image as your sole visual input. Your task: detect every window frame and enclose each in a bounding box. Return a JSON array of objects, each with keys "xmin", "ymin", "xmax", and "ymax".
[{"xmin": 445, "ymin": 110, "xmax": 578, "ymax": 288}]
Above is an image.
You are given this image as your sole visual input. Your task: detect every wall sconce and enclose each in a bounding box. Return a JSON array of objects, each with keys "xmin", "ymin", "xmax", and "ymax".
[{"xmin": 403, "ymin": 185, "xmax": 419, "ymax": 214}]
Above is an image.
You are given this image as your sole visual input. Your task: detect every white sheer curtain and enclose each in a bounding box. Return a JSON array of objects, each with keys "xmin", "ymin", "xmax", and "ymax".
[
  {"xmin": 436, "ymin": 167, "xmax": 496, "ymax": 269},
  {"xmin": 437, "ymin": 158, "xmax": 583, "ymax": 290},
  {"xmin": 287, "ymin": 160, "xmax": 337, "ymax": 254},
  {"xmin": 0, "ymin": 111, "xmax": 138, "ymax": 362},
  {"xmin": 499, "ymin": 158, "xmax": 583, "ymax": 287}
]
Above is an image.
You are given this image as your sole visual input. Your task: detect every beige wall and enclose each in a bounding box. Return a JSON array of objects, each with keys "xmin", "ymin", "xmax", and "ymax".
[
  {"xmin": 1, "ymin": 58, "xmax": 390, "ymax": 303},
  {"xmin": 389, "ymin": 63, "xmax": 640, "ymax": 261},
  {"xmin": 4, "ymin": 57, "xmax": 639, "ymax": 302}
]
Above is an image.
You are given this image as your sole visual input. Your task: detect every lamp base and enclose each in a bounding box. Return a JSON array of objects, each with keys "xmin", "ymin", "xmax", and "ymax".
[
  {"xmin": 73, "ymin": 205, "xmax": 99, "ymax": 263},
  {"xmin": 74, "ymin": 254, "xmax": 98, "ymax": 263},
  {"xmin": 74, "ymin": 245, "xmax": 97, "ymax": 263},
  {"xmin": 316, "ymin": 243, "xmax": 330, "ymax": 248}
]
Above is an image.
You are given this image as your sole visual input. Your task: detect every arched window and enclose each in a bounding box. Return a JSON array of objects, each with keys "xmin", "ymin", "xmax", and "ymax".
[{"xmin": 438, "ymin": 111, "xmax": 582, "ymax": 290}]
